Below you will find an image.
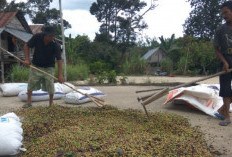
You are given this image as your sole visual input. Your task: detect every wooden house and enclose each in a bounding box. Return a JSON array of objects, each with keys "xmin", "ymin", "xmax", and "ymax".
[
  {"xmin": 0, "ymin": 10, "xmax": 33, "ymax": 83},
  {"xmin": 141, "ymin": 47, "xmax": 168, "ymax": 74}
]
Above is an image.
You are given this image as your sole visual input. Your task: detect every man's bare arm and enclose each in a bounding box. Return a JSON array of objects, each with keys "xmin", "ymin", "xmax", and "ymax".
[
  {"xmin": 57, "ymin": 60, "xmax": 64, "ymax": 83},
  {"xmin": 214, "ymin": 46, "xmax": 230, "ymax": 72},
  {"xmin": 23, "ymin": 44, "xmax": 30, "ymax": 66}
]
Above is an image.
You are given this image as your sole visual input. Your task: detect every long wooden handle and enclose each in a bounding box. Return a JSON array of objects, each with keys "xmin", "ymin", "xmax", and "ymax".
[
  {"xmin": 0, "ymin": 47, "xmax": 104, "ymax": 106},
  {"xmin": 141, "ymin": 88, "xmax": 169, "ymax": 106},
  {"xmin": 136, "ymin": 88, "xmax": 164, "ymax": 93},
  {"xmin": 141, "ymin": 69, "xmax": 232, "ymax": 106}
]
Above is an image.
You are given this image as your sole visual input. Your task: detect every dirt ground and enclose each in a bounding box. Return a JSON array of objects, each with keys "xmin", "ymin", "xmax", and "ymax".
[{"xmin": 1, "ymin": 76, "xmax": 232, "ymax": 156}]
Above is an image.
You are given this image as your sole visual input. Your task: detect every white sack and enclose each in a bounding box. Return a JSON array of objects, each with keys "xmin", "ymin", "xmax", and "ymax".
[
  {"xmin": 0, "ymin": 112, "xmax": 24, "ymax": 156},
  {"xmin": 64, "ymin": 87, "xmax": 105, "ymax": 104},
  {"xmin": 18, "ymin": 90, "xmax": 65, "ymax": 102},
  {"xmin": 164, "ymin": 84, "xmax": 231, "ymax": 117},
  {"xmin": 0, "ymin": 83, "xmax": 28, "ymax": 96},
  {"xmin": 55, "ymin": 82, "xmax": 75, "ymax": 93}
]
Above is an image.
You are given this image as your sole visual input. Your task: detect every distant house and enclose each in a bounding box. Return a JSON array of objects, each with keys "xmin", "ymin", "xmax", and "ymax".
[
  {"xmin": 141, "ymin": 47, "xmax": 168, "ymax": 74},
  {"xmin": 141, "ymin": 47, "xmax": 167, "ymax": 66},
  {"xmin": 0, "ymin": 10, "xmax": 33, "ymax": 82}
]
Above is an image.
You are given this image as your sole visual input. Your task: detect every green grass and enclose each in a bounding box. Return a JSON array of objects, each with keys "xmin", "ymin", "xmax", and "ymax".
[
  {"xmin": 16, "ymin": 105, "xmax": 212, "ymax": 157},
  {"xmin": 9, "ymin": 64, "xmax": 29, "ymax": 82}
]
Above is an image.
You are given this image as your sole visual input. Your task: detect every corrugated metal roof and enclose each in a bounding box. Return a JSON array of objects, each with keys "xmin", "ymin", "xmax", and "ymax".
[
  {"xmin": 141, "ymin": 47, "xmax": 159, "ymax": 60},
  {"xmin": 0, "ymin": 11, "xmax": 18, "ymax": 28},
  {"xmin": 30, "ymin": 24, "xmax": 43, "ymax": 34},
  {"xmin": 4, "ymin": 27, "xmax": 32, "ymax": 42},
  {"xmin": 0, "ymin": 27, "xmax": 4, "ymax": 34}
]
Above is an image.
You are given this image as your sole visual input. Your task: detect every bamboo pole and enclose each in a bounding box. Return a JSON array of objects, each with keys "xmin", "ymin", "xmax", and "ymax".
[
  {"xmin": 135, "ymin": 87, "xmax": 164, "ymax": 93},
  {"xmin": 0, "ymin": 47, "xmax": 104, "ymax": 107},
  {"xmin": 140, "ymin": 69, "xmax": 232, "ymax": 117}
]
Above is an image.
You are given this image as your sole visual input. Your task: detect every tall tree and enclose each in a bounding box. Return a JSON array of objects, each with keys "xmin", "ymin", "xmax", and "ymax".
[
  {"xmin": 183, "ymin": 0, "xmax": 226, "ymax": 39},
  {"xmin": 90, "ymin": 0, "xmax": 157, "ymax": 62},
  {"xmin": 90, "ymin": 0, "xmax": 156, "ymax": 44},
  {"xmin": 26, "ymin": 0, "xmax": 71, "ymax": 29},
  {"xmin": 159, "ymin": 34, "xmax": 180, "ymax": 68},
  {"xmin": 0, "ymin": 0, "xmax": 27, "ymax": 13}
]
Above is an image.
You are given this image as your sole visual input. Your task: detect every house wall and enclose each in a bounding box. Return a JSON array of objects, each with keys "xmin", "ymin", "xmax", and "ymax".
[{"xmin": 148, "ymin": 49, "xmax": 167, "ymax": 63}]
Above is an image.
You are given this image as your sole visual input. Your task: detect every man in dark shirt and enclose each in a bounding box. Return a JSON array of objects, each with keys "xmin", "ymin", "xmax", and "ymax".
[
  {"xmin": 23, "ymin": 25, "xmax": 64, "ymax": 108},
  {"xmin": 214, "ymin": 1, "xmax": 232, "ymax": 126}
]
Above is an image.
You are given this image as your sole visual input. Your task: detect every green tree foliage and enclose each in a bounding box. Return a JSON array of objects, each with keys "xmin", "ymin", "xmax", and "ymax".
[
  {"xmin": 65, "ymin": 34, "xmax": 91, "ymax": 64},
  {"xmin": 88, "ymin": 42, "xmax": 120, "ymax": 69},
  {"xmin": 0, "ymin": 0, "xmax": 71, "ymax": 30},
  {"xmin": 0, "ymin": 0, "xmax": 7, "ymax": 11},
  {"xmin": 26, "ymin": 0, "xmax": 71, "ymax": 29},
  {"xmin": 122, "ymin": 46, "xmax": 149, "ymax": 75},
  {"xmin": 176, "ymin": 35, "xmax": 217, "ymax": 75},
  {"xmin": 159, "ymin": 34, "xmax": 181, "ymax": 71},
  {"xmin": 184, "ymin": 0, "xmax": 226, "ymax": 39},
  {"xmin": 0, "ymin": 0, "xmax": 27, "ymax": 13},
  {"xmin": 90, "ymin": 0, "xmax": 156, "ymax": 48}
]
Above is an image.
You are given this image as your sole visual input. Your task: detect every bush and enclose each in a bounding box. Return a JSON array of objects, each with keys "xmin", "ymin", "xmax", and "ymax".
[
  {"xmin": 9, "ymin": 64, "xmax": 29, "ymax": 82},
  {"xmin": 160, "ymin": 58, "xmax": 173, "ymax": 74},
  {"xmin": 118, "ymin": 73, "xmax": 128, "ymax": 84},
  {"xmin": 64, "ymin": 64, "xmax": 90, "ymax": 81},
  {"xmin": 96, "ymin": 70, "xmax": 118, "ymax": 84},
  {"xmin": 106, "ymin": 70, "xmax": 117, "ymax": 84},
  {"xmin": 89, "ymin": 61, "xmax": 110, "ymax": 75},
  {"xmin": 122, "ymin": 58, "xmax": 148, "ymax": 75},
  {"xmin": 96, "ymin": 71, "xmax": 107, "ymax": 84}
]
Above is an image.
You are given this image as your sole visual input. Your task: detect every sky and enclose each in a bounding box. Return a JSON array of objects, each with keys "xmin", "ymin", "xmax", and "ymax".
[{"xmin": 11, "ymin": 0, "xmax": 192, "ymax": 40}]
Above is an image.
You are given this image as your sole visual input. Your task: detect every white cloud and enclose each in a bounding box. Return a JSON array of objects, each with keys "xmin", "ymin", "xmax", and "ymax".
[
  {"xmin": 142, "ymin": 0, "xmax": 192, "ymax": 39},
  {"xmin": 63, "ymin": 10, "xmax": 100, "ymax": 39},
  {"xmin": 61, "ymin": 0, "xmax": 192, "ymax": 40}
]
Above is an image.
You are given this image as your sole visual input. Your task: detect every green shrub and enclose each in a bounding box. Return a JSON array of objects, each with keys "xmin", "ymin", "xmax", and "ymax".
[
  {"xmin": 89, "ymin": 61, "xmax": 110, "ymax": 75},
  {"xmin": 9, "ymin": 64, "xmax": 29, "ymax": 82},
  {"xmin": 64, "ymin": 64, "xmax": 90, "ymax": 81},
  {"xmin": 160, "ymin": 58, "xmax": 173, "ymax": 74},
  {"xmin": 119, "ymin": 73, "xmax": 128, "ymax": 84},
  {"xmin": 106, "ymin": 70, "xmax": 117, "ymax": 84},
  {"xmin": 122, "ymin": 57, "xmax": 148, "ymax": 75},
  {"xmin": 96, "ymin": 70, "xmax": 118, "ymax": 84},
  {"xmin": 96, "ymin": 71, "xmax": 107, "ymax": 84}
]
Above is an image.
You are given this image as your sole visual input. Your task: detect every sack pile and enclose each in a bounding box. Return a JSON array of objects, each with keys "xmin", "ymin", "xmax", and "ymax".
[{"xmin": 0, "ymin": 112, "xmax": 25, "ymax": 156}]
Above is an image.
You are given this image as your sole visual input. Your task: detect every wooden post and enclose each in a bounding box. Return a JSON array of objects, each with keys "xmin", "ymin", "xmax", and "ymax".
[
  {"xmin": 59, "ymin": 0, "xmax": 67, "ymax": 81},
  {"xmin": 0, "ymin": 33, "xmax": 4, "ymax": 83}
]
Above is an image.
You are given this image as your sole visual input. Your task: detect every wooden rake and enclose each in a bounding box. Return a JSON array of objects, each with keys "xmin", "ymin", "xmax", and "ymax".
[
  {"xmin": 0, "ymin": 47, "xmax": 105, "ymax": 107},
  {"xmin": 138, "ymin": 69, "xmax": 232, "ymax": 118}
]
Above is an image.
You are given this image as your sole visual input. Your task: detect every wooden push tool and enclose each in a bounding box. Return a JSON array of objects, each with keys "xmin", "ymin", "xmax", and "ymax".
[
  {"xmin": 138, "ymin": 69, "xmax": 232, "ymax": 118},
  {"xmin": 0, "ymin": 47, "xmax": 105, "ymax": 107}
]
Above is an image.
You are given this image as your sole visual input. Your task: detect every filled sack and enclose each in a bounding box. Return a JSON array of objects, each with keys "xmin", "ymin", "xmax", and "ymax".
[
  {"xmin": 0, "ymin": 83, "xmax": 28, "ymax": 96},
  {"xmin": 18, "ymin": 89, "xmax": 65, "ymax": 102},
  {"xmin": 0, "ymin": 112, "xmax": 25, "ymax": 156},
  {"xmin": 164, "ymin": 84, "xmax": 232, "ymax": 117},
  {"xmin": 64, "ymin": 87, "xmax": 105, "ymax": 104},
  {"xmin": 55, "ymin": 82, "xmax": 75, "ymax": 93}
]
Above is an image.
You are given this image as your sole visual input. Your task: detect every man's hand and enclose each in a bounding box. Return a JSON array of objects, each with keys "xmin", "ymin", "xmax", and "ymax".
[
  {"xmin": 222, "ymin": 62, "xmax": 230, "ymax": 73},
  {"xmin": 23, "ymin": 60, "xmax": 31, "ymax": 67},
  {"xmin": 58, "ymin": 75, "xmax": 64, "ymax": 84}
]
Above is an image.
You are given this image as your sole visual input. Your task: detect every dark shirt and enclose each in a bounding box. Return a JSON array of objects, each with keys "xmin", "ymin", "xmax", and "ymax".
[
  {"xmin": 214, "ymin": 24, "xmax": 232, "ymax": 55},
  {"xmin": 214, "ymin": 24, "xmax": 232, "ymax": 68},
  {"xmin": 27, "ymin": 33, "xmax": 62, "ymax": 68}
]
